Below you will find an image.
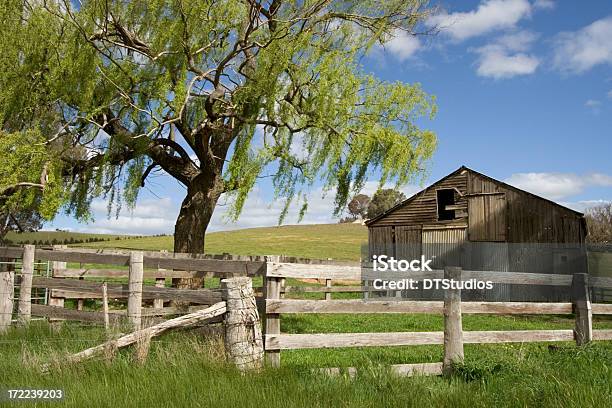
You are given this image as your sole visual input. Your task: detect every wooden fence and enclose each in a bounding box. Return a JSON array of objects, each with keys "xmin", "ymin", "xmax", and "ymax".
[
  {"xmin": 0, "ymin": 245, "xmax": 265, "ymax": 331},
  {"xmin": 0, "ymin": 245, "xmax": 267, "ymax": 370},
  {"xmin": 1, "ymin": 245, "xmax": 611, "ymax": 375},
  {"xmin": 263, "ymin": 260, "xmax": 612, "ymax": 375}
]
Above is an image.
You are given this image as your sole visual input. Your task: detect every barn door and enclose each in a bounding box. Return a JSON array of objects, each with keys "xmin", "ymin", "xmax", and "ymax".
[
  {"xmin": 422, "ymin": 227, "xmax": 467, "ymax": 269},
  {"xmin": 395, "ymin": 226, "xmax": 421, "ymax": 261},
  {"xmin": 468, "ymin": 194, "xmax": 507, "ymax": 241},
  {"xmin": 368, "ymin": 227, "xmax": 394, "ymax": 258}
]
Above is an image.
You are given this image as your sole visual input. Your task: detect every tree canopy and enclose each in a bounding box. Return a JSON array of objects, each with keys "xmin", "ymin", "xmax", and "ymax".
[
  {"xmin": 0, "ymin": 0, "xmax": 437, "ymax": 257},
  {"xmin": 366, "ymin": 188, "xmax": 406, "ymax": 219}
]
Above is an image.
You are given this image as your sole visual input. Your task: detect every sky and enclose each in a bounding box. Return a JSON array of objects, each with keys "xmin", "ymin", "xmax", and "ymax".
[{"xmin": 49, "ymin": 0, "xmax": 612, "ymax": 235}]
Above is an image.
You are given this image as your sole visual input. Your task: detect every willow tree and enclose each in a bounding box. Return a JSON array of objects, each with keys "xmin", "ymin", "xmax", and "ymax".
[{"xmin": 1, "ymin": 1, "xmax": 437, "ymax": 285}]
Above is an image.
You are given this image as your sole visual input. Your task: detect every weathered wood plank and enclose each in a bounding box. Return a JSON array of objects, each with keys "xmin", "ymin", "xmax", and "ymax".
[
  {"xmin": 266, "ymin": 262, "xmax": 362, "ymax": 280},
  {"xmin": 590, "ymin": 276, "xmax": 612, "ymax": 289},
  {"xmin": 0, "ymin": 247, "xmax": 24, "ymax": 259},
  {"xmin": 128, "ymin": 251, "xmax": 144, "ymax": 330},
  {"xmin": 264, "ymin": 273, "xmax": 282, "ymax": 368},
  {"xmin": 462, "ymin": 330, "xmax": 575, "ymax": 344},
  {"xmin": 592, "ymin": 330, "xmax": 612, "ymax": 340},
  {"xmin": 0, "ymin": 264, "xmax": 15, "ymax": 333},
  {"xmin": 461, "ymin": 302, "xmax": 573, "ymax": 314},
  {"xmin": 42, "ymin": 302, "xmax": 227, "ymax": 371},
  {"xmin": 30, "ymin": 277, "xmax": 222, "ymax": 304},
  {"xmin": 31, "ymin": 304, "xmax": 123, "ymax": 325},
  {"xmin": 265, "ymin": 299, "xmax": 573, "ymax": 315},
  {"xmin": 443, "ymin": 266, "xmax": 463, "ymax": 374},
  {"xmin": 265, "ymin": 330, "xmax": 575, "ymax": 350},
  {"xmin": 591, "ymin": 303, "xmax": 612, "ymax": 315},
  {"xmin": 17, "ymin": 245, "xmax": 35, "ymax": 324},
  {"xmin": 282, "ymin": 285, "xmax": 365, "ymax": 293},
  {"xmin": 32, "ymin": 248, "xmax": 266, "ymax": 275},
  {"xmin": 266, "ymin": 332, "xmax": 445, "ymax": 350},
  {"xmin": 52, "ymin": 268, "xmax": 213, "ymax": 279},
  {"xmin": 266, "ymin": 300, "xmax": 444, "ymax": 314},
  {"xmin": 572, "ymin": 273, "xmax": 592, "ymax": 345}
]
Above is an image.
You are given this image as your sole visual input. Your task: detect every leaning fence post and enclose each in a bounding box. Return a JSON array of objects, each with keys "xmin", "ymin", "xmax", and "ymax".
[
  {"xmin": 0, "ymin": 257, "xmax": 15, "ymax": 333},
  {"xmin": 17, "ymin": 245, "xmax": 35, "ymax": 325},
  {"xmin": 221, "ymin": 277, "xmax": 264, "ymax": 371},
  {"xmin": 443, "ymin": 266, "xmax": 464, "ymax": 375},
  {"xmin": 264, "ymin": 256, "xmax": 281, "ymax": 368},
  {"xmin": 572, "ymin": 273, "xmax": 592, "ymax": 346},
  {"xmin": 128, "ymin": 251, "xmax": 144, "ymax": 330}
]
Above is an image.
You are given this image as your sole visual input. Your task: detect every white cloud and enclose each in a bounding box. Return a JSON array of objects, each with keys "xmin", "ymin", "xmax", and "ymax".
[
  {"xmin": 473, "ymin": 31, "xmax": 540, "ymax": 79},
  {"xmin": 427, "ymin": 0, "xmax": 532, "ymax": 42},
  {"xmin": 504, "ymin": 172, "xmax": 612, "ymax": 200},
  {"xmin": 552, "ymin": 16, "xmax": 612, "ymax": 73},
  {"xmin": 533, "ymin": 0, "xmax": 555, "ymax": 10},
  {"xmin": 382, "ymin": 30, "xmax": 421, "ymax": 61},
  {"xmin": 78, "ymin": 198, "xmax": 178, "ymax": 235},
  {"xmin": 585, "ymin": 99, "xmax": 601, "ymax": 107},
  {"xmin": 585, "ymin": 99, "xmax": 602, "ymax": 114}
]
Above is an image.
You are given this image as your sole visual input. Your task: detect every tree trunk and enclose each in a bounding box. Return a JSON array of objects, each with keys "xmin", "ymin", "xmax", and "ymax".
[{"xmin": 172, "ymin": 174, "xmax": 223, "ymax": 289}]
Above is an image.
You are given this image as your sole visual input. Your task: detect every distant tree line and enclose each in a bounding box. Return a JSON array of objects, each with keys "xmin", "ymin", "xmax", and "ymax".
[
  {"xmin": 340, "ymin": 189, "xmax": 407, "ymax": 223},
  {"xmin": 586, "ymin": 203, "xmax": 612, "ymax": 244}
]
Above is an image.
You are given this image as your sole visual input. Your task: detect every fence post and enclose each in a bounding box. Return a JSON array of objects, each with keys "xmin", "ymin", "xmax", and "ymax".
[
  {"xmin": 128, "ymin": 251, "xmax": 144, "ymax": 330},
  {"xmin": 221, "ymin": 277, "xmax": 264, "ymax": 371},
  {"xmin": 154, "ymin": 250, "xmax": 167, "ymax": 309},
  {"xmin": 264, "ymin": 256, "xmax": 281, "ymax": 368},
  {"xmin": 49, "ymin": 245, "xmax": 66, "ymax": 330},
  {"xmin": 17, "ymin": 245, "xmax": 35, "ymax": 325},
  {"xmin": 572, "ymin": 273, "xmax": 592, "ymax": 346},
  {"xmin": 443, "ymin": 266, "xmax": 464, "ymax": 375},
  {"xmin": 102, "ymin": 282, "xmax": 110, "ymax": 334},
  {"xmin": 325, "ymin": 279, "xmax": 332, "ymax": 301},
  {"xmin": 0, "ymin": 258, "xmax": 15, "ymax": 333}
]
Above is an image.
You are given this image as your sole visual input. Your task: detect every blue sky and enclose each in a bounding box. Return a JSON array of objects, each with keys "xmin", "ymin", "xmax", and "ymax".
[{"xmin": 50, "ymin": 0, "xmax": 612, "ymax": 235}]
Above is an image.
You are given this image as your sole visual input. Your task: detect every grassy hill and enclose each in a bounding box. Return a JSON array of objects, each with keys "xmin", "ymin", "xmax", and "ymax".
[
  {"xmin": 4, "ymin": 230, "xmax": 131, "ymax": 246},
  {"xmin": 77, "ymin": 223, "xmax": 367, "ymax": 261}
]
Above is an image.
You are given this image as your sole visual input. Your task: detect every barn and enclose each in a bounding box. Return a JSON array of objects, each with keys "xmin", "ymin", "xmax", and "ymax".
[{"xmin": 365, "ymin": 166, "xmax": 588, "ymax": 301}]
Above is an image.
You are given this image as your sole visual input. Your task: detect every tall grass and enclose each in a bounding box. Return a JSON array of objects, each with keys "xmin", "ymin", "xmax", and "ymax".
[{"xmin": 1, "ymin": 321, "xmax": 611, "ymax": 407}]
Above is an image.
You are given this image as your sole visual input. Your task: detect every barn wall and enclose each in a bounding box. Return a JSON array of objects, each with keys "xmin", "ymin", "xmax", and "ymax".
[
  {"xmin": 368, "ymin": 169, "xmax": 469, "ymax": 227},
  {"xmin": 467, "ymin": 172, "xmax": 585, "ymax": 244},
  {"xmin": 368, "ymin": 227, "xmax": 394, "ymax": 258}
]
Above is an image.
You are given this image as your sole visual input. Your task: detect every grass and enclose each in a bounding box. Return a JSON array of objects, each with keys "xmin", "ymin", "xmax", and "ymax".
[
  {"xmin": 0, "ymin": 321, "xmax": 611, "ymax": 407},
  {"xmin": 1, "ymin": 223, "xmax": 611, "ymax": 406},
  {"xmin": 75, "ymin": 223, "xmax": 368, "ymax": 261}
]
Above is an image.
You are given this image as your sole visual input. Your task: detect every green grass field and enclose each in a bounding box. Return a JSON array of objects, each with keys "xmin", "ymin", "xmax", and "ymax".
[
  {"xmin": 1, "ymin": 223, "xmax": 611, "ymax": 407},
  {"xmin": 1, "ymin": 319, "xmax": 611, "ymax": 408},
  {"xmin": 76, "ymin": 223, "xmax": 368, "ymax": 261}
]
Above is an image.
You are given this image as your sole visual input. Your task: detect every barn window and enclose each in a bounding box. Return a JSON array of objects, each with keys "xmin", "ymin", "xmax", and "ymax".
[{"xmin": 437, "ymin": 189, "xmax": 456, "ymax": 220}]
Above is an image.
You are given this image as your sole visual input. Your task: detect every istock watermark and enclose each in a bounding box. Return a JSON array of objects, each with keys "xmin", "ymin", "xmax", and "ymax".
[
  {"xmin": 371, "ymin": 278, "xmax": 493, "ymax": 291},
  {"xmin": 362, "ymin": 250, "xmax": 494, "ymax": 300},
  {"xmin": 372, "ymin": 255, "xmax": 433, "ymax": 272}
]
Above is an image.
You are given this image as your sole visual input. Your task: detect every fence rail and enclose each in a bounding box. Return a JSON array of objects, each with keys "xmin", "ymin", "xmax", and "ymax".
[
  {"xmin": 0, "ymin": 245, "xmax": 266, "ymax": 334},
  {"xmin": 262, "ymin": 261, "xmax": 612, "ymax": 373}
]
